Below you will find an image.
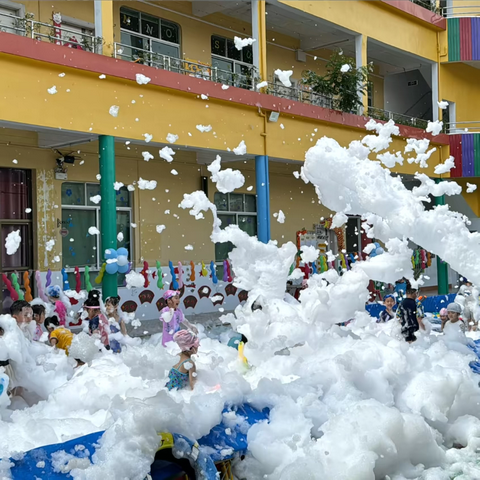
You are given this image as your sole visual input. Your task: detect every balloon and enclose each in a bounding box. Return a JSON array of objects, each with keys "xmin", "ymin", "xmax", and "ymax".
[
  {"xmin": 177, "ymin": 262, "xmax": 184, "ymax": 289},
  {"xmin": 61, "ymin": 268, "xmax": 70, "ymax": 290},
  {"xmin": 35, "ymin": 270, "xmax": 48, "ymax": 302},
  {"xmin": 169, "ymin": 261, "xmax": 178, "ymax": 290},
  {"xmin": 105, "ymin": 249, "xmax": 118, "ymax": 260},
  {"xmin": 95, "ymin": 263, "xmax": 106, "ymax": 284},
  {"xmin": 376, "ymin": 247, "xmax": 384, "ymax": 255},
  {"xmin": 156, "ymin": 261, "xmax": 164, "ymax": 289},
  {"xmin": 223, "ymin": 261, "xmax": 228, "ymax": 282},
  {"xmin": 369, "ymin": 251, "xmax": 377, "ymax": 258},
  {"xmin": 2, "ymin": 274, "xmax": 18, "ymax": 301},
  {"xmin": 118, "ymin": 264, "xmax": 129, "ymax": 274},
  {"xmin": 11, "ymin": 273, "xmax": 24, "ymax": 300},
  {"xmin": 84, "ymin": 266, "xmax": 93, "ymax": 292},
  {"xmin": 117, "ymin": 255, "xmax": 128, "ymax": 267},
  {"xmin": 46, "ymin": 269, "xmax": 52, "ymax": 287},
  {"xmin": 117, "ymin": 247, "xmax": 128, "ymax": 257},
  {"xmin": 23, "ymin": 271, "xmax": 33, "ymax": 302},
  {"xmin": 106, "ymin": 262, "xmax": 118, "ymax": 275},
  {"xmin": 189, "ymin": 261, "xmax": 195, "ymax": 281},
  {"xmin": 210, "ymin": 261, "xmax": 218, "ymax": 284}
]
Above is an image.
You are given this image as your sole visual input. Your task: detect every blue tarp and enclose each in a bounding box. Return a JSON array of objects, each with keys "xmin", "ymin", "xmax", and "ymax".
[{"xmin": 366, "ymin": 293, "xmax": 457, "ymax": 319}]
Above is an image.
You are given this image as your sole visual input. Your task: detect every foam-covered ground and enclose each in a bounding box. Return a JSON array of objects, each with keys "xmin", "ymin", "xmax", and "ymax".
[{"xmin": 4, "ymin": 118, "xmax": 480, "ymax": 479}]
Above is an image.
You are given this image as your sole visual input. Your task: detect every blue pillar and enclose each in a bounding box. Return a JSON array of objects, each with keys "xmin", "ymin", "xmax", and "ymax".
[{"xmin": 255, "ymin": 155, "xmax": 270, "ymax": 243}]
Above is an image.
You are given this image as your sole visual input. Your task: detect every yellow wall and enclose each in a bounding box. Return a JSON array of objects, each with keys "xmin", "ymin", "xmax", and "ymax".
[
  {"xmin": 450, "ymin": 0, "xmax": 480, "ymax": 16},
  {"xmin": 440, "ymin": 63, "xmax": 480, "ymax": 123},
  {"xmin": 12, "ymin": 1, "xmax": 94, "ymax": 26}
]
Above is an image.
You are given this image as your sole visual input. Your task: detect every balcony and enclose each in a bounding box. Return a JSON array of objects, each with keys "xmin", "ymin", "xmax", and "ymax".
[
  {"xmin": 0, "ymin": 11, "xmax": 100, "ymax": 53},
  {"xmin": 368, "ymin": 106, "xmax": 429, "ymax": 129}
]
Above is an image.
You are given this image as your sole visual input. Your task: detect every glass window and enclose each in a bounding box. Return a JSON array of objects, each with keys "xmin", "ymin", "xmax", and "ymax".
[
  {"xmin": 214, "ymin": 192, "xmax": 228, "ymax": 211},
  {"xmin": 62, "ymin": 209, "xmax": 97, "ymax": 268},
  {"xmin": 120, "ymin": 8, "xmax": 140, "ymax": 33},
  {"xmin": 116, "ymin": 186, "xmax": 132, "ymax": 208},
  {"xmin": 1, "ymin": 224, "xmax": 32, "ymax": 269},
  {"xmin": 116, "ymin": 211, "xmax": 131, "ymax": 251},
  {"xmin": 346, "ymin": 217, "xmax": 360, "ymax": 254},
  {"xmin": 211, "ymin": 35, "xmax": 226, "ymax": 57},
  {"xmin": 152, "ymin": 39, "xmax": 180, "ymax": 59},
  {"xmin": 244, "ymin": 195, "xmax": 256, "ymax": 213},
  {"xmin": 229, "ymin": 193, "xmax": 243, "ymax": 212},
  {"xmin": 142, "ymin": 13, "xmax": 159, "ymax": 38},
  {"xmin": 86, "ymin": 184, "xmax": 101, "ymax": 206},
  {"xmin": 62, "ymin": 182, "xmax": 85, "ymax": 206},
  {"xmin": 161, "ymin": 20, "xmax": 179, "ymax": 44},
  {"xmin": 238, "ymin": 215, "xmax": 257, "ymax": 236},
  {"xmin": 0, "ymin": 169, "xmax": 32, "ymax": 220},
  {"xmin": 227, "ymin": 38, "xmax": 241, "ymax": 61},
  {"xmin": 243, "ymin": 45, "xmax": 253, "ymax": 64}
]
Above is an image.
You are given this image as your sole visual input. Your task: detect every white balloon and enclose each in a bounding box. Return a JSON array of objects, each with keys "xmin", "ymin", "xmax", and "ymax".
[{"xmin": 117, "ymin": 255, "xmax": 128, "ymax": 267}]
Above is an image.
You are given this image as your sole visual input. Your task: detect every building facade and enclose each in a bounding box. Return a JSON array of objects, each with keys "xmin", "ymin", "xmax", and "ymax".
[{"xmin": 0, "ymin": 0, "xmax": 478, "ymax": 318}]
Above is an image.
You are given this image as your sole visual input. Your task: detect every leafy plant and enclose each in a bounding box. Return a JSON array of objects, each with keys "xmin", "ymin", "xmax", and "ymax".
[{"xmin": 302, "ymin": 51, "xmax": 373, "ymax": 114}]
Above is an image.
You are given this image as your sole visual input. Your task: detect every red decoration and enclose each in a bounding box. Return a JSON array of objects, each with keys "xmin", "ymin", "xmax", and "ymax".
[
  {"xmin": 121, "ymin": 300, "xmax": 138, "ymax": 313},
  {"xmin": 238, "ymin": 290, "xmax": 248, "ymax": 303},
  {"xmin": 225, "ymin": 284, "xmax": 237, "ymax": 296},
  {"xmin": 156, "ymin": 298, "xmax": 167, "ymax": 311},
  {"xmin": 183, "ymin": 296, "xmax": 198, "ymax": 310},
  {"xmin": 139, "ymin": 290, "xmax": 154, "ymax": 304},
  {"xmin": 198, "ymin": 286, "xmax": 211, "ymax": 299}
]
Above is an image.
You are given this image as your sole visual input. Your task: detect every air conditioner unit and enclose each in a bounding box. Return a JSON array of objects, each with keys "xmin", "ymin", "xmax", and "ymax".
[{"xmin": 296, "ymin": 49, "xmax": 307, "ymax": 63}]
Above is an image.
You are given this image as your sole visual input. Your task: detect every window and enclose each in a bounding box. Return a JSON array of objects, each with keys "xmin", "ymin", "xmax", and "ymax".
[
  {"xmin": 0, "ymin": 0, "xmax": 24, "ymax": 35},
  {"xmin": 60, "ymin": 17, "xmax": 94, "ymax": 51},
  {"xmin": 346, "ymin": 216, "xmax": 362, "ymax": 255},
  {"xmin": 61, "ymin": 182, "xmax": 133, "ymax": 288},
  {"xmin": 214, "ymin": 193, "xmax": 256, "ymax": 274},
  {"xmin": 211, "ymin": 35, "xmax": 254, "ymax": 89},
  {"xmin": 119, "ymin": 7, "xmax": 180, "ymax": 68}
]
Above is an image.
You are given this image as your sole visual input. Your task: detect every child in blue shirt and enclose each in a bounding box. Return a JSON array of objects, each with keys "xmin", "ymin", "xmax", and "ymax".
[
  {"xmin": 378, "ymin": 295, "xmax": 396, "ymax": 323},
  {"xmin": 396, "ymin": 285, "xmax": 419, "ymax": 343}
]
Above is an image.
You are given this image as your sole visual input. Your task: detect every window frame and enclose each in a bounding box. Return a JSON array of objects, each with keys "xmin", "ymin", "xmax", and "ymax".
[
  {"xmin": 0, "ymin": 0, "xmax": 25, "ymax": 35},
  {"xmin": 61, "ymin": 182, "xmax": 133, "ymax": 273},
  {"xmin": 214, "ymin": 192, "xmax": 257, "ymax": 268},
  {"xmin": 119, "ymin": 7, "xmax": 181, "ymax": 63}
]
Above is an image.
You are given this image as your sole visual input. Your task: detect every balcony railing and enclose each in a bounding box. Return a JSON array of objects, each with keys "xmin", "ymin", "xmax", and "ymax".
[
  {"xmin": 441, "ymin": 6, "xmax": 480, "ymax": 18},
  {"xmin": 0, "ymin": 11, "xmax": 101, "ymax": 53},
  {"xmin": 368, "ymin": 106, "xmax": 429, "ymax": 130},
  {"xmin": 266, "ymin": 82, "xmax": 332, "ymax": 109},
  {"xmin": 114, "ymin": 42, "xmax": 257, "ymax": 90},
  {"xmin": 409, "ymin": 0, "xmax": 438, "ymax": 13},
  {"xmin": 445, "ymin": 122, "xmax": 480, "ymax": 134}
]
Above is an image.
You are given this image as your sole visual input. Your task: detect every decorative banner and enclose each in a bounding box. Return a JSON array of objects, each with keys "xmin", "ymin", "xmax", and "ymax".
[
  {"xmin": 141, "ymin": 261, "xmax": 150, "ymax": 288},
  {"xmin": 84, "ymin": 266, "xmax": 93, "ymax": 292},
  {"xmin": 210, "ymin": 261, "xmax": 218, "ymax": 284},
  {"xmin": 169, "ymin": 261, "xmax": 178, "ymax": 290},
  {"xmin": 61, "ymin": 268, "xmax": 70, "ymax": 291},
  {"xmin": 23, "ymin": 271, "xmax": 33, "ymax": 302},
  {"xmin": 2, "ymin": 274, "xmax": 18, "ymax": 302},
  {"xmin": 35, "ymin": 270, "xmax": 48, "ymax": 302},
  {"xmin": 189, "ymin": 261, "xmax": 196, "ymax": 281},
  {"xmin": 11, "ymin": 273, "xmax": 24, "ymax": 301},
  {"xmin": 177, "ymin": 262, "xmax": 184, "ymax": 289},
  {"xmin": 94, "ymin": 263, "xmax": 106, "ymax": 284},
  {"xmin": 156, "ymin": 261, "xmax": 164, "ymax": 289}
]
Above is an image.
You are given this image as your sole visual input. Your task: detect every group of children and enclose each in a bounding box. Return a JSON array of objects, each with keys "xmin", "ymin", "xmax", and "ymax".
[{"xmin": 378, "ymin": 281, "xmax": 469, "ymax": 342}]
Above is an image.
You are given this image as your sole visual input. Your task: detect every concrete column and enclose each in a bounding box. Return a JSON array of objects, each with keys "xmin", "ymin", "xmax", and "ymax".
[
  {"xmin": 355, "ymin": 34, "xmax": 368, "ymax": 115},
  {"xmin": 99, "ymin": 135, "xmax": 118, "ymax": 297},
  {"xmin": 94, "ymin": 0, "xmax": 114, "ymax": 57},
  {"xmin": 435, "ymin": 179, "xmax": 449, "ymax": 294},
  {"xmin": 255, "ymin": 155, "xmax": 270, "ymax": 243},
  {"xmin": 252, "ymin": 0, "xmax": 267, "ymax": 81},
  {"xmin": 432, "ymin": 62, "xmax": 439, "ymax": 122}
]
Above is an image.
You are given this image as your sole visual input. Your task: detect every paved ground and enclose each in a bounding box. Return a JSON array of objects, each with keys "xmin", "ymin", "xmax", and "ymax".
[{"xmin": 125, "ymin": 311, "xmax": 233, "ymax": 338}]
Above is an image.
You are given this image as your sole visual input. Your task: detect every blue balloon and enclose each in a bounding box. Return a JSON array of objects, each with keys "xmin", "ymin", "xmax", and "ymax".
[
  {"xmin": 117, "ymin": 247, "xmax": 128, "ymax": 257},
  {"xmin": 106, "ymin": 262, "xmax": 118, "ymax": 275},
  {"xmin": 374, "ymin": 242, "xmax": 380, "ymax": 248},
  {"xmin": 105, "ymin": 249, "xmax": 118, "ymax": 260},
  {"xmin": 118, "ymin": 264, "xmax": 129, "ymax": 274},
  {"xmin": 370, "ymin": 251, "xmax": 377, "ymax": 258}
]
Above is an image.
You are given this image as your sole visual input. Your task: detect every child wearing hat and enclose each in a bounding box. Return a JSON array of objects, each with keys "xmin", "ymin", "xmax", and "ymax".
[
  {"xmin": 46, "ymin": 285, "xmax": 68, "ymax": 327},
  {"xmin": 444, "ymin": 302, "xmax": 466, "ymax": 333},
  {"xmin": 160, "ymin": 290, "xmax": 198, "ymax": 347},
  {"xmin": 439, "ymin": 308, "xmax": 448, "ymax": 332},
  {"xmin": 165, "ymin": 330, "xmax": 199, "ymax": 390}
]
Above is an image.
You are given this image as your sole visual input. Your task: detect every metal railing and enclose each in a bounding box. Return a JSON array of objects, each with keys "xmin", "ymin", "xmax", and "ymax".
[
  {"xmin": 441, "ymin": 5, "xmax": 480, "ymax": 18},
  {"xmin": 0, "ymin": 11, "xmax": 101, "ymax": 53},
  {"xmin": 409, "ymin": 0, "xmax": 438, "ymax": 12},
  {"xmin": 266, "ymin": 82, "xmax": 333, "ymax": 109},
  {"xmin": 114, "ymin": 42, "xmax": 257, "ymax": 90},
  {"xmin": 445, "ymin": 122, "xmax": 480, "ymax": 134},
  {"xmin": 368, "ymin": 106, "xmax": 429, "ymax": 130}
]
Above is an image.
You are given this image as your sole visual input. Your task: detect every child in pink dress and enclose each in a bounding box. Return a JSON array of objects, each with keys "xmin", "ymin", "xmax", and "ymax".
[
  {"xmin": 160, "ymin": 290, "xmax": 198, "ymax": 347},
  {"xmin": 84, "ymin": 298, "xmax": 110, "ymax": 349}
]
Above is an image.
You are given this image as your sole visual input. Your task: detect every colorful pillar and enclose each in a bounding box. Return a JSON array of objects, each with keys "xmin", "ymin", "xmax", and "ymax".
[
  {"xmin": 94, "ymin": 0, "xmax": 114, "ymax": 56},
  {"xmin": 255, "ymin": 155, "xmax": 270, "ymax": 243},
  {"xmin": 99, "ymin": 135, "xmax": 118, "ymax": 297},
  {"xmin": 435, "ymin": 179, "xmax": 449, "ymax": 294},
  {"xmin": 355, "ymin": 34, "xmax": 368, "ymax": 115}
]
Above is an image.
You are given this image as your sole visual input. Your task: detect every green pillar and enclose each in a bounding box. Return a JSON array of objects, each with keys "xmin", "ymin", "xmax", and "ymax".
[
  {"xmin": 99, "ymin": 135, "xmax": 118, "ymax": 297},
  {"xmin": 435, "ymin": 179, "xmax": 449, "ymax": 295}
]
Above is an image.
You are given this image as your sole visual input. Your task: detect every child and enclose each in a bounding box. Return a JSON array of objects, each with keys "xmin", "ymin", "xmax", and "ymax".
[
  {"xmin": 46, "ymin": 285, "xmax": 67, "ymax": 326},
  {"xmin": 32, "ymin": 304, "xmax": 46, "ymax": 341},
  {"xmin": 160, "ymin": 290, "xmax": 198, "ymax": 347},
  {"xmin": 396, "ymin": 285, "xmax": 419, "ymax": 343},
  {"xmin": 439, "ymin": 308, "xmax": 448, "ymax": 331},
  {"xmin": 377, "ymin": 294, "xmax": 396, "ymax": 323},
  {"xmin": 45, "ymin": 316, "xmax": 73, "ymax": 354},
  {"xmin": 444, "ymin": 302, "xmax": 466, "ymax": 333},
  {"xmin": 166, "ymin": 330, "xmax": 199, "ymax": 391},
  {"xmin": 105, "ymin": 296, "xmax": 126, "ymax": 353},
  {"xmin": 10, "ymin": 300, "xmax": 34, "ymax": 341},
  {"xmin": 83, "ymin": 298, "xmax": 110, "ymax": 349},
  {"xmin": 456, "ymin": 278, "xmax": 478, "ymax": 331}
]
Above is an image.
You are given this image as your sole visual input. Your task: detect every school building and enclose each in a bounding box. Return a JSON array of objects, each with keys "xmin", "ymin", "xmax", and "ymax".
[{"xmin": 0, "ymin": 0, "xmax": 479, "ymax": 318}]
